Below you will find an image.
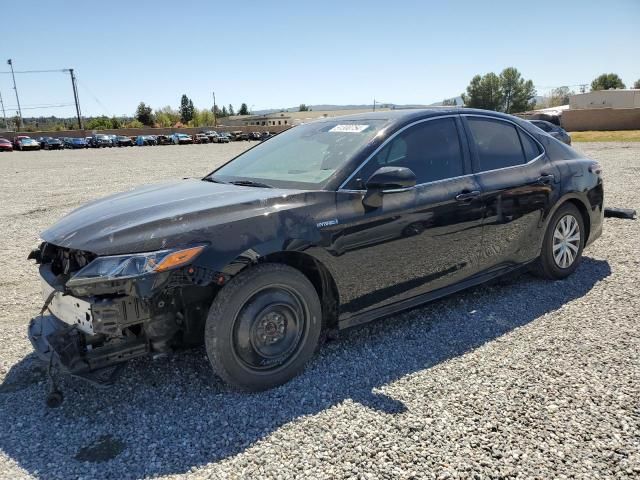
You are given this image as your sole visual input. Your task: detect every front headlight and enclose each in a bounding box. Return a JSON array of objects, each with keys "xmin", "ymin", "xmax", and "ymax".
[{"xmin": 66, "ymin": 246, "xmax": 205, "ymax": 287}]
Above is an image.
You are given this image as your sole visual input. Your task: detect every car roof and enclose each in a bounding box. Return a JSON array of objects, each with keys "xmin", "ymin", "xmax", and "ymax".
[{"xmin": 314, "ymin": 108, "xmax": 527, "ymax": 128}]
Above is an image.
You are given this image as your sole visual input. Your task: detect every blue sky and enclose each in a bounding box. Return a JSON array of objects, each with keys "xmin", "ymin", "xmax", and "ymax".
[{"xmin": 2, "ymin": 0, "xmax": 639, "ymax": 118}]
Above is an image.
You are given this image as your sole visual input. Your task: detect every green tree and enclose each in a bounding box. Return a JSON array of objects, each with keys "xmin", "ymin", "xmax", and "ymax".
[
  {"xmin": 299, "ymin": 104, "xmax": 310, "ymax": 111},
  {"xmin": 462, "ymin": 73, "xmax": 503, "ymax": 111},
  {"xmin": 634, "ymin": 79, "xmax": 640, "ymax": 89},
  {"xmin": 110, "ymin": 116, "xmax": 121, "ymax": 129},
  {"xmin": 442, "ymin": 98, "xmax": 457, "ymax": 106},
  {"xmin": 221, "ymin": 106, "xmax": 228, "ymax": 117},
  {"xmin": 499, "ymin": 67, "xmax": 536, "ymax": 113},
  {"xmin": 590, "ymin": 73, "xmax": 625, "ymax": 91},
  {"xmin": 238, "ymin": 103, "xmax": 249, "ymax": 115},
  {"xmin": 192, "ymin": 108, "xmax": 214, "ymax": 127},
  {"xmin": 462, "ymin": 68, "xmax": 536, "ymax": 112},
  {"xmin": 180, "ymin": 94, "xmax": 195, "ymax": 123},
  {"xmin": 124, "ymin": 119, "xmax": 144, "ymax": 128},
  {"xmin": 86, "ymin": 116, "xmax": 113, "ymax": 130},
  {"xmin": 548, "ymin": 86, "xmax": 572, "ymax": 107},
  {"xmin": 135, "ymin": 102, "xmax": 154, "ymax": 126},
  {"xmin": 155, "ymin": 105, "xmax": 180, "ymax": 127},
  {"xmin": 228, "ymin": 104, "xmax": 235, "ymax": 116}
]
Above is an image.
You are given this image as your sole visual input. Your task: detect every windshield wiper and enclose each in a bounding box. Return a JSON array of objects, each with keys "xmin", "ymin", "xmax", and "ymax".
[
  {"xmin": 229, "ymin": 180, "xmax": 273, "ymax": 188},
  {"xmin": 202, "ymin": 176, "xmax": 228, "ymax": 184}
]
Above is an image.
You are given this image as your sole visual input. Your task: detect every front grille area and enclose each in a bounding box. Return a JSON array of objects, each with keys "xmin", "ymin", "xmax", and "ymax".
[{"xmin": 40, "ymin": 243, "xmax": 97, "ymax": 277}]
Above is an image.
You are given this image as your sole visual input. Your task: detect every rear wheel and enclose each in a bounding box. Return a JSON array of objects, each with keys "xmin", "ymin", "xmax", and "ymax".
[
  {"xmin": 532, "ymin": 203, "xmax": 585, "ymax": 279},
  {"xmin": 205, "ymin": 263, "xmax": 322, "ymax": 391}
]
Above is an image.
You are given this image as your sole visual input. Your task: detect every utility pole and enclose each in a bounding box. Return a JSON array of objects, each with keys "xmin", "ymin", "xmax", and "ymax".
[
  {"xmin": 212, "ymin": 91, "xmax": 217, "ymax": 126},
  {"xmin": 0, "ymin": 90, "xmax": 7, "ymax": 130},
  {"xmin": 68, "ymin": 68, "xmax": 83, "ymax": 129},
  {"xmin": 373, "ymin": 98, "xmax": 376, "ymax": 112},
  {"xmin": 6, "ymin": 59, "xmax": 22, "ymax": 129}
]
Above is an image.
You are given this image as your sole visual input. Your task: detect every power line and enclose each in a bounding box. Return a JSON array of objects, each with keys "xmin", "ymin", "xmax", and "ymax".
[
  {"xmin": 6, "ymin": 104, "xmax": 74, "ymax": 111},
  {"xmin": 75, "ymin": 78, "xmax": 111, "ymax": 117},
  {"xmin": 0, "ymin": 69, "xmax": 69, "ymax": 74}
]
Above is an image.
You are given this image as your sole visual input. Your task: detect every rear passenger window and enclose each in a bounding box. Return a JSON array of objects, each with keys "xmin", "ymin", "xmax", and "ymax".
[
  {"xmin": 467, "ymin": 118, "xmax": 525, "ymax": 171},
  {"xmin": 352, "ymin": 117, "xmax": 464, "ymax": 186},
  {"xmin": 519, "ymin": 130, "xmax": 541, "ymax": 161}
]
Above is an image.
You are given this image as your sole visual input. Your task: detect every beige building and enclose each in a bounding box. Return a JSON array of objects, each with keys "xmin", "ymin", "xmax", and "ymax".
[{"xmin": 569, "ymin": 89, "xmax": 640, "ymax": 109}]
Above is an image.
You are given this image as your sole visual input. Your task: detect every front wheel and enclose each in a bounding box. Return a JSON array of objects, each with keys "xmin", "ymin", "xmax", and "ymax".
[
  {"xmin": 532, "ymin": 203, "xmax": 585, "ymax": 280},
  {"xmin": 205, "ymin": 263, "xmax": 322, "ymax": 391}
]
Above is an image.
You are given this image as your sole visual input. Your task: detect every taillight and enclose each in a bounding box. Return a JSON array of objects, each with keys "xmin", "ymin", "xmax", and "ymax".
[{"xmin": 589, "ymin": 162, "xmax": 602, "ymax": 175}]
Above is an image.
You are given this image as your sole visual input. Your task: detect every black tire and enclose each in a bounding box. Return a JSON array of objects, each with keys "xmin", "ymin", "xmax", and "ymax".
[
  {"xmin": 205, "ymin": 263, "xmax": 322, "ymax": 391},
  {"xmin": 532, "ymin": 203, "xmax": 585, "ymax": 280}
]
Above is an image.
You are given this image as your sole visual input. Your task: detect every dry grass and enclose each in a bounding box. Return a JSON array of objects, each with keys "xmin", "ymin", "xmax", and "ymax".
[{"xmin": 570, "ymin": 130, "xmax": 640, "ymax": 142}]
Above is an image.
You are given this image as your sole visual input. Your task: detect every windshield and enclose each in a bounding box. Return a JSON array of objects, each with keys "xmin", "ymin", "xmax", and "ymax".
[{"xmin": 209, "ymin": 119, "xmax": 387, "ymax": 189}]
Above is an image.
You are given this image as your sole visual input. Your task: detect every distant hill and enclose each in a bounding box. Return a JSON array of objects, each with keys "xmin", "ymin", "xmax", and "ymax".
[
  {"xmin": 253, "ymin": 96, "xmax": 548, "ymax": 115},
  {"xmin": 253, "ymin": 103, "xmax": 433, "ymax": 115}
]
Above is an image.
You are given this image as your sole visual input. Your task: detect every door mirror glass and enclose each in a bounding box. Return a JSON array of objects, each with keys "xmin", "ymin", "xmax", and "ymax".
[
  {"xmin": 365, "ymin": 166, "xmax": 417, "ymax": 191},
  {"xmin": 363, "ymin": 167, "xmax": 416, "ymax": 209}
]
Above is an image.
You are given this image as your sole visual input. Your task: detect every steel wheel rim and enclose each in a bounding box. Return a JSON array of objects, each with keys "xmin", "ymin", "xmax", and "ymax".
[
  {"xmin": 552, "ymin": 214, "xmax": 580, "ymax": 269},
  {"xmin": 232, "ymin": 285, "xmax": 308, "ymax": 373}
]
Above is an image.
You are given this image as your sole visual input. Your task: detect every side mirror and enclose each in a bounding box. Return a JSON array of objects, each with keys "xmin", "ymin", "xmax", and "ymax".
[{"xmin": 363, "ymin": 166, "xmax": 416, "ymax": 209}]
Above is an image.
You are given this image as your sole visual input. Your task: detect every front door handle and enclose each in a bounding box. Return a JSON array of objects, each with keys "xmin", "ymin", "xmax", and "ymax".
[
  {"xmin": 536, "ymin": 173, "xmax": 555, "ymax": 184},
  {"xmin": 455, "ymin": 190, "xmax": 481, "ymax": 201}
]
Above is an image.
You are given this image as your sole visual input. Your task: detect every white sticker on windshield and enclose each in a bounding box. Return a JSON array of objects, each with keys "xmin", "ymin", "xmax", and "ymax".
[{"xmin": 329, "ymin": 124, "xmax": 369, "ymax": 133}]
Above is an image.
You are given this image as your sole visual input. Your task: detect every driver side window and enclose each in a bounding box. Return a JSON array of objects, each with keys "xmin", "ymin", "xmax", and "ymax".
[{"xmin": 348, "ymin": 117, "xmax": 464, "ymax": 188}]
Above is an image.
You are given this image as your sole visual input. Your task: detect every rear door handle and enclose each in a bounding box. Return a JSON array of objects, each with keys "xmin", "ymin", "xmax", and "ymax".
[
  {"xmin": 536, "ymin": 173, "xmax": 555, "ymax": 184},
  {"xmin": 455, "ymin": 190, "xmax": 481, "ymax": 201}
]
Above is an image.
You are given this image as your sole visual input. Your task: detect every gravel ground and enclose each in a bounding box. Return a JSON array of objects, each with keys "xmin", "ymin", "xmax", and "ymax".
[{"xmin": 0, "ymin": 142, "xmax": 638, "ymax": 479}]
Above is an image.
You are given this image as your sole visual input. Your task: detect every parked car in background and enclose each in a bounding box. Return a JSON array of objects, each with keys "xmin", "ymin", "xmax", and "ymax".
[
  {"xmin": 12, "ymin": 135, "xmax": 30, "ymax": 149},
  {"xmin": 27, "ymin": 108, "xmax": 603, "ymax": 395},
  {"xmin": 193, "ymin": 133, "xmax": 210, "ymax": 144},
  {"xmin": 15, "ymin": 137, "xmax": 41, "ymax": 151},
  {"xmin": 88, "ymin": 134, "xmax": 113, "ymax": 148},
  {"xmin": 155, "ymin": 135, "xmax": 171, "ymax": 145},
  {"xmin": 0, "ymin": 137, "xmax": 13, "ymax": 152},
  {"xmin": 64, "ymin": 137, "xmax": 89, "ymax": 149},
  {"xmin": 38, "ymin": 137, "xmax": 64, "ymax": 150},
  {"xmin": 170, "ymin": 133, "xmax": 194, "ymax": 145},
  {"xmin": 212, "ymin": 132, "xmax": 230, "ymax": 143},
  {"xmin": 135, "ymin": 135, "xmax": 158, "ymax": 146},
  {"xmin": 200, "ymin": 130, "xmax": 218, "ymax": 142},
  {"xmin": 232, "ymin": 131, "xmax": 249, "ymax": 141},
  {"xmin": 113, "ymin": 135, "xmax": 134, "ymax": 147},
  {"xmin": 529, "ymin": 120, "xmax": 572, "ymax": 145},
  {"xmin": 249, "ymin": 132, "xmax": 262, "ymax": 141}
]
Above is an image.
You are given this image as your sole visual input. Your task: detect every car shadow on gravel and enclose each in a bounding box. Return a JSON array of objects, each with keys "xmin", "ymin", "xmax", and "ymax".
[{"xmin": 0, "ymin": 257, "xmax": 610, "ymax": 479}]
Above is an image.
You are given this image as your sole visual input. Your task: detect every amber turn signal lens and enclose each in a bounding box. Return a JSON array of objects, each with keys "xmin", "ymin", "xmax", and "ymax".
[{"xmin": 154, "ymin": 246, "xmax": 205, "ymax": 272}]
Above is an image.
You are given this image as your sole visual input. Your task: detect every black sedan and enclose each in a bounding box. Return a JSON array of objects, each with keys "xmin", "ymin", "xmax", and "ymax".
[
  {"xmin": 38, "ymin": 137, "xmax": 64, "ymax": 150},
  {"xmin": 113, "ymin": 135, "xmax": 134, "ymax": 147},
  {"xmin": 63, "ymin": 137, "xmax": 89, "ymax": 149},
  {"xmin": 28, "ymin": 109, "xmax": 603, "ymax": 402},
  {"xmin": 88, "ymin": 134, "xmax": 112, "ymax": 148},
  {"xmin": 529, "ymin": 120, "xmax": 572, "ymax": 145}
]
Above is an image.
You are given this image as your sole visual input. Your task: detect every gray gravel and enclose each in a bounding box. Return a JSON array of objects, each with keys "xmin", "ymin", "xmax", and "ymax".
[{"xmin": 0, "ymin": 142, "xmax": 638, "ymax": 479}]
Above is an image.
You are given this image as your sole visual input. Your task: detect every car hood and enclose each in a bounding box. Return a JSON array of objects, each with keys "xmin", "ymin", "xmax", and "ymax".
[{"xmin": 41, "ymin": 179, "xmax": 308, "ymax": 255}]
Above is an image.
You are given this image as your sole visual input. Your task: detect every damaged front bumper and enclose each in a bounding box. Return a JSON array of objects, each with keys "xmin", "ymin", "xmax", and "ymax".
[
  {"xmin": 28, "ymin": 313, "xmax": 147, "ymax": 385},
  {"xmin": 27, "ymin": 246, "xmax": 222, "ymax": 386}
]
